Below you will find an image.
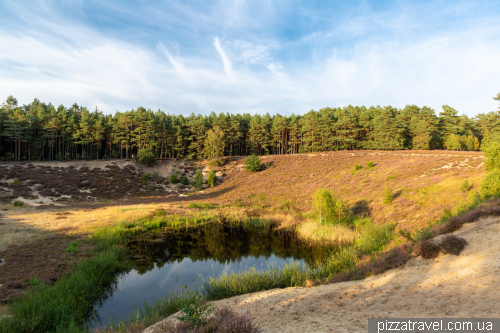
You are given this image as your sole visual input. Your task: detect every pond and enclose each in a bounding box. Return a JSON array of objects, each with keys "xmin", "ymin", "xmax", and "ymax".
[{"xmin": 90, "ymin": 221, "xmax": 338, "ymax": 328}]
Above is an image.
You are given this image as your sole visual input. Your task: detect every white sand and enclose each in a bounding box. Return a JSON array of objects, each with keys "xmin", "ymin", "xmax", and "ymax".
[{"xmin": 146, "ymin": 216, "xmax": 500, "ymax": 333}]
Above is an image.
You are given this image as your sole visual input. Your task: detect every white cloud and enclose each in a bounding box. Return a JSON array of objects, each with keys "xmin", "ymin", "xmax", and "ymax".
[
  {"xmin": 1, "ymin": 1, "xmax": 500, "ymax": 117},
  {"xmin": 214, "ymin": 37, "xmax": 233, "ymax": 77}
]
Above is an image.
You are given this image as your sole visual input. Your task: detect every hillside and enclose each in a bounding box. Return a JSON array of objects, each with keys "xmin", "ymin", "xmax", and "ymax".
[{"xmin": 200, "ymin": 150, "xmax": 485, "ymax": 230}]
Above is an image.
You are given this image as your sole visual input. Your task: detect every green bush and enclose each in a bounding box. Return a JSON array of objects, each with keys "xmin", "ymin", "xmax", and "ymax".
[
  {"xmin": 355, "ymin": 222, "xmax": 395, "ymax": 255},
  {"xmin": 13, "ymin": 200, "xmax": 24, "ymax": 207},
  {"xmin": 244, "ymin": 155, "xmax": 260, "ymax": 172},
  {"xmin": 12, "ymin": 178, "xmax": 22, "ymax": 184},
  {"xmin": 354, "ymin": 163, "xmax": 362, "ymax": 171},
  {"xmin": 481, "ymin": 169, "xmax": 500, "ymax": 197},
  {"xmin": 483, "ymin": 140, "xmax": 500, "ymax": 170},
  {"xmin": 367, "ymin": 161, "xmax": 374, "ymax": 168},
  {"xmin": 460, "ymin": 180, "xmax": 470, "ymax": 192},
  {"xmin": 142, "ymin": 173, "xmax": 151, "ymax": 181},
  {"xmin": 193, "ymin": 169, "xmax": 203, "ymax": 191},
  {"xmin": 137, "ymin": 148, "xmax": 156, "ymax": 166},
  {"xmin": 181, "ymin": 175, "xmax": 189, "ymax": 185},
  {"xmin": 383, "ymin": 187, "xmax": 393, "ymax": 204},
  {"xmin": 208, "ymin": 158, "xmax": 224, "ymax": 167},
  {"xmin": 64, "ymin": 242, "xmax": 79, "ymax": 254},
  {"xmin": 176, "ymin": 285, "xmax": 213, "ymax": 329},
  {"xmin": 207, "ymin": 170, "xmax": 216, "ymax": 187},
  {"xmin": 312, "ymin": 188, "xmax": 352, "ymax": 225},
  {"xmin": 170, "ymin": 173, "xmax": 179, "ymax": 184}
]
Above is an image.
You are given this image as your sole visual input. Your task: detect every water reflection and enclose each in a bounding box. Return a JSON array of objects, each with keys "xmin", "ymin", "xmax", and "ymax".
[{"xmin": 91, "ymin": 222, "xmax": 338, "ymax": 328}]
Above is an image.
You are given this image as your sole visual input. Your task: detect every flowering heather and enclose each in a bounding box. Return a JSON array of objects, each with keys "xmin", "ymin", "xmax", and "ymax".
[{"xmin": 199, "ymin": 150, "xmax": 485, "ymax": 230}]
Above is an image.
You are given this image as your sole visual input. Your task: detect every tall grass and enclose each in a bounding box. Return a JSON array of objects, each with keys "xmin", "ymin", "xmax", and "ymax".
[
  {"xmin": 203, "ymin": 219, "xmax": 395, "ymax": 300},
  {"xmin": 296, "ymin": 221, "xmax": 358, "ymax": 244},
  {"xmin": 0, "ymin": 246, "xmax": 128, "ymax": 333}
]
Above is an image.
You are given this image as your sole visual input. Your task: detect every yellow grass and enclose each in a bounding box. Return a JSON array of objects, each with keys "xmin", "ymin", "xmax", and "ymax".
[{"xmin": 296, "ymin": 220, "xmax": 358, "ymax": 244}]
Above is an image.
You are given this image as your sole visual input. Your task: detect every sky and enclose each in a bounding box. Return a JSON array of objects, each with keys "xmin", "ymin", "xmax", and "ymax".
[{"xmin": 0, "ymin": 0, "xmax": 499, "ymax": 117}]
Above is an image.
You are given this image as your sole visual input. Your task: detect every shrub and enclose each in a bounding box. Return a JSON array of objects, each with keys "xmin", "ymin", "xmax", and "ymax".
[
  {"xmin": 367, "ymin": 161, "xmax": 374, "ymax": 168},
  {"xmin": 383, "ymin": 187, "xmax": 393, "ymax": 204},
  {"xmin": 176, "ymin": 285, "xmax": 213, "ymax": 329},
  {"xmin": 13, "ymin": 200, "xmax": 24, "ymax": 207},
  {"xmin": 137, "ymin": 148, "xmax": 156, "ymax": 166},
  {"xmin": 181, "ymin": 176, "xmax": 189, "ymax": 185},
  {"xmin": 460, "ymin": 180, "xmax": 470, "ymax": 192},
  {"xmin": 207, "ymin": 170, "xmax": 216, "ymax": 187},
  {"xmin": 481, "ymin": 169, "xmax": 500, "ymax": 197},
  {"xmin": 415, "ymin": 240, "xmax": 440, "ymax": 259},
  {"xmin": 152, "ymin": 172, "xmax": 158, "ymax": 178},
  {"xmin": 12, "ymin": 178, "xmax": 22, "ymax": 184},
  {"xmin": 170, "ymin": 173, "xmax": 179, "ymax": 184},
  {"xmin": 439, "ymin": 235, "xmax": 468, "ymax": 255},
  {"xmin": 483, "ymin": 140, "xmax": 500, "ymax": 170},
  {"xmin": 64, "ymin": 242, "xmax": 79, "ymax": 253},
  {"xmin": 312, "ymin": 188, "xmax": 352, "ymax": 225},
  {"xmin": 208, "ymin": 158, "xmax": 224, "ymax": 167},
  {"xmin": 157, "ymin": 307, "xmax": 261, "ymax": 333},
  {"xmin": 142, "ymin": 173, "xmax": 151, "ymax": 181},
  {"xmin": 244, "ymin": 155, "xmax": 260, "ymax": 172},
  {"xmin": 193, "ymin": 170, "xmax": 203, "ymax": 191},
  {"xmin": 354, "ymin": 163, "xmax": 362, "ymax": 171},
  {"xmin": 356, "ymin": 222, "xmax": 395, "ymax": 255}
]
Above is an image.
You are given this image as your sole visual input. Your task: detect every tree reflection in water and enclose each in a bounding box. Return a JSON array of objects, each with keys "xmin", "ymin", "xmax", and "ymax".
[{"xmin": 126, "ymin": 222, "xmax": 339, "ymax": 274}]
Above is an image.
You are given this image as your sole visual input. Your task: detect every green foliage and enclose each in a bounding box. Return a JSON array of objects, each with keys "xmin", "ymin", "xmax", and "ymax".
[
  {"xmin": 176, "ymin": 284, "xmax": 213, "ymax": 329},
  {"xmin": 367, "ymin": 161, "xmax": 374, "ymax": 168},
  {"xmin": 354, "ymin": 163, "xmax": 362, "ymax": 170},
  {"xmin": 444, "ymin": 134, "xmax": 479, "ymax": 151},
  {"xmin": 13, "ymin": 200, "xmax": 24, "ymax": 207},
  {"xmin": 355, "ymin": 222, "xmax": 395, "ymax": 255},
  {"xmin": 188, "ymin": 202, "xmax": 217, "ymax": 210},
  {"xmin": 170, "ymin": 173, "xmax": 179, "ymax": 184},
  {"xmin": 12, "ymin": 178, "xmax": 22, "ymax": 184},
  {"xmin": 208, "ymin": 158, "xmax": 224, "ymax": 166},
  {"xmin": 192, "ymin": 169, "xmax": 203, "ymax": 191},
  {"xmin": 383, "ymin": 187, "xmax": 393, "ymax": 204},
  {"xmin": 481, "ymin": 169, "xmax": 500, "ymax": 197},
  {"xmin": 244, "ymin": 155, "xmax": 261, "ymax": 172},
  {"xmin": 137, "ymin": 148, "xmax": 156, "ymax": 165},
  {"xmin": 207, "ymin": 170, "xmax": 216, "ymax": 187},
  {"xmin": 64, "ymin": 242, "xmax": 79, "ymax": 254},
  {"xmin": 460, "ymin": 180, "xmax": 470, "ymax": 192},
  {"xmin": 181, "ymin": 175, "xmax": 189, "ymax": 185},
  {"xmin": 152, "ymin": 172, "xmax": 158, "ymax": 178},
  {"xmin": 142, "ymin": 173, "xmax": 151, "ymax": 181},
  {"xmin": 204, "ymin": 126, "xmax": 225, "ymax": 161},
  {"xmin": 0, "ymin": 246, "xmax": 127, "ymax": 333},
  {"xmin": 312, "ymin": 188, "xmax": 352, "ymax": 225}
]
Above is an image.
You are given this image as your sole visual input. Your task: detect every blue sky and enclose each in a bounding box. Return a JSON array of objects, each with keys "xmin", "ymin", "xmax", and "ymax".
[{"xmin": 1, "ymin": 0, "xmax": 499, "ymax": 117}]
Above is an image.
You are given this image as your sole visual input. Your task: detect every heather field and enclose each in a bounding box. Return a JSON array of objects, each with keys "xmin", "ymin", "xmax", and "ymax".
[{"xmin": 201, "ymin": 150, "xmax": 485, "ymax": 230}]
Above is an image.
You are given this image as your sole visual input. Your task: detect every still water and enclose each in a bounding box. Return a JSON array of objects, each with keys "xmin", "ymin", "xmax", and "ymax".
[{"xmin": 90, "ymin": 222, "xmax": 337, "ymax": 328}]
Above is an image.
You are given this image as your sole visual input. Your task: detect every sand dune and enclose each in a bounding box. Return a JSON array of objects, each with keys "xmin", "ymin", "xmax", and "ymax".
[{"xmin": 146, "ymin": 216, "xmax": 500, "ymax": 333}]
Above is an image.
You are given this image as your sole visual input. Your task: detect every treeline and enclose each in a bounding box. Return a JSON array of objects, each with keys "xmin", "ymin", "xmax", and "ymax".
[{"xmin": 1, "ymin": 94, "xmax": 500, "ymax": 162}]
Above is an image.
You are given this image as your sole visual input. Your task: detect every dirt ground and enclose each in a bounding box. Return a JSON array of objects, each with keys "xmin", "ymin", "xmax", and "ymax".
[{"xmin": 146, "ymin": 215, "xmax": 500, "ymax": 333}]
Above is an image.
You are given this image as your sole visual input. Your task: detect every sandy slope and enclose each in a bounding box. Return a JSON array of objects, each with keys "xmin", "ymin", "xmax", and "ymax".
[{"xmin": 146, "ymin": 216, "xmax": 500, "ymax": 333}]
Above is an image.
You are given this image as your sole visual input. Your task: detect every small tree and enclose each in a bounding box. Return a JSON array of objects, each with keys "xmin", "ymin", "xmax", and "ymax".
[
  {"xmin": 204, "ymin": 126, "xmax": 225, "ymax": 165},
  {"xmin": 207, "ymin": 170, "xmax": 216, "ymax": 187},
  {"xmin": 383, "ymin": 187, "xmax": 393, "ymax": 204},
  {"xmin": 137, "ymin": 148, "xmax": 156, "ymax": 166},
  {"xmin": 170, "ymin": 173, "xmax": 179, "ymax": 184},
  {"xmin": 193, "ymin": 169, "xmax": 203, "ymax": 191},
  {"xmin": 181, "ymin": 175, "xmax": 189, "ymax": 185},
  {"xmin": 312, "ymin": 188, "xmax": 351, "ymax": 225},
  {"xmin": 244, "ymin": 155, "xmax": 260, "ymax": 172}
]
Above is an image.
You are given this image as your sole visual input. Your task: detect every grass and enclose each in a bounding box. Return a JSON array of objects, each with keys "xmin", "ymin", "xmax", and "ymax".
[
  {"xmin": 296, "ymin": 220, "xmax": 358, "ymax": 244},
  {"xmin": 0, "ymin": 245, "xmax": 128, "ymax": 333},
  {"xmin": 13, "ymin": 200, "xmax": 24, "ymax": 207},
  {"xmin": 202, "ymin": 219, "xmax": 395, "ymax": 300}
]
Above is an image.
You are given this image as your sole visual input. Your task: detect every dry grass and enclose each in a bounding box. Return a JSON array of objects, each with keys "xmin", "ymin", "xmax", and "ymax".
[{"xmin": 296, "ymin": 221, "xmax": 358, "ymax": 244}]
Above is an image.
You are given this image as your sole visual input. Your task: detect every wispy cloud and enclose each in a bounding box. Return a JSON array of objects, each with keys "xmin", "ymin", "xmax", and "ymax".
[{"xmin": 0, "ymin": 0, "xmax": 500, "ymax": 116}]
